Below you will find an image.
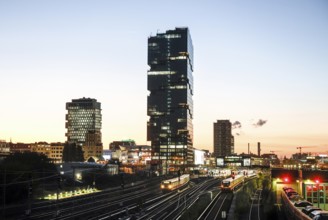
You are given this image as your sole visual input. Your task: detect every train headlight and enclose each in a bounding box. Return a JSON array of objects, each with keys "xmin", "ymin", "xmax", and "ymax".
[
  {"xmin": 168, "ymin": 185, "xmax": 172, "ymax": 189},
  {"xmin": 161, "ymin": 185, "xmax": 165, "ymax": 189}
]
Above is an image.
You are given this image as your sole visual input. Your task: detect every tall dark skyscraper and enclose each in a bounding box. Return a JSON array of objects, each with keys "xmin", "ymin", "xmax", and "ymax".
[
  {"xmin": 66, "ymin": 97, "xmax": 102, "ymax": 147},
  {"xmin": 147, "ymin": 27, "xmax": 194, "ymax": 173},
  {"xmin": 213, "ymin": 120, "xmax": 234, "ymax": 157}
]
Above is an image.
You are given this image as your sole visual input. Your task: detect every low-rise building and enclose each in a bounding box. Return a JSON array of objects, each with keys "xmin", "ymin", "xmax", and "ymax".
[
  {"xmin": 30, "ymin": 142, "xmax": 51, "ymax": 158},
  {"xmin": 109, "ymin": 140, "xmax": 151, "ymax": 165},
  {"xmin": 9, "ymin": 142, "xmax": 31, "ymax": 153},
  {"xmin": 109, "ymin": 139, "xmax": 136, "ymax": 151},
  {"xmin": 0, "ymin": 140, "xmax": 10, "ymax": 153},
  {"xmin": 82, "ymin": 145, "xmax": 103, "ymax": 162},
  {"xmin": 0, "ymin": 140, "xmax": 10, "ymax": 159},
  {"xmin": 50, "ymin": 142, "xmax": 65, "ymax": 163}
]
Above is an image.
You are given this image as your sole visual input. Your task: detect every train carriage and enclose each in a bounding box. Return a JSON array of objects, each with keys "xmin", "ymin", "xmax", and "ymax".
[
  {"xmin": 161, "ymin": 174, "xmax": 190, "ymax": 193},
  {"xmin": 220, "ymin": 174, "xmax": 245, "ymax": 192}
]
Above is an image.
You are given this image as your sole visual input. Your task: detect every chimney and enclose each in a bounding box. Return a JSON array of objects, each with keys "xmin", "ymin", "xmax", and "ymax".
[
  {"xmin": 258, "ymin": 142, "xmax": 261, "ymax": 156},
  {"xmin": 248, "ymin": 143, "xmax": 250, "ymax": 155}
]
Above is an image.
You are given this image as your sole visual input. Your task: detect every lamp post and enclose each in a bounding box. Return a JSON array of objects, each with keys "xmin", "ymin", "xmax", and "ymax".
[{"xmin": 315, "ymin": 180, "xmax": 320, "ymax": 208}]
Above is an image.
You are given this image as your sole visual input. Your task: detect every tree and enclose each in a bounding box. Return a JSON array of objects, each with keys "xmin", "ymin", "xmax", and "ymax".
[
  {"xmin": 75, "ymin": 145, "xmax": 84, "ymax": 161},
  {"xmin": 0, "ymin": 152, "xmax": 56, "ymax": 204},
  {"xmin": 62, "ymin": 142, "xmax": 84, "ymax": 162}
]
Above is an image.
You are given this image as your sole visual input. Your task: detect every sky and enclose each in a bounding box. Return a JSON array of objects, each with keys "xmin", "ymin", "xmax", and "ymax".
[{"xmin": 1, "ymin": 0, "xmax": 327, "ymax": 158}]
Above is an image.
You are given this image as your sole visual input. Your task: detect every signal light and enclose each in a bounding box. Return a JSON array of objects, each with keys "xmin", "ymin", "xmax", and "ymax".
[
  {"xmin": 315, "ymin": 179, "xmax": 320, "ymax": 184},
  {"xmin": 284, "ymin": 177, "xmax": 289, "ymax": 182}
]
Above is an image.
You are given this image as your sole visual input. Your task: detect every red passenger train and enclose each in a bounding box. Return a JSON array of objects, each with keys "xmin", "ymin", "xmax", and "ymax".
[
  {"xmin": 161, "ymin": 174, "xmax": 190, "ymax": 193},
  {"xmin": 220, "ymin": 174, "xmax": 245, "ymax": 192}
]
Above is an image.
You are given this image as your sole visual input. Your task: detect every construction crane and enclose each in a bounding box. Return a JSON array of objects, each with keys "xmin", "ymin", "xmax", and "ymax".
[{"xmin": 296, "ymin": 146, "xmax": 315, "ymax": 155}]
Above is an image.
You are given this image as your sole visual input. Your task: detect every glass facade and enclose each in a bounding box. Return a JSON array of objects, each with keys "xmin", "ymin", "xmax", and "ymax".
[
  {"xmin": 147, "ymin": 27, "xmax": 194, "ymax": 171},
  {"xmin": 66, "ymin": 98, "xmax": 102, "ymax": 147},
  {"xmin": 304, "ymin": 183, "xmax": 328, "ymax": 210}
]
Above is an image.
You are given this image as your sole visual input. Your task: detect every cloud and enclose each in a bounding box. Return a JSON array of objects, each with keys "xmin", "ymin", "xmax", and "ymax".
[
  {"xmin": 253, "ymin": 119, "xmax": 267, "ymax": 128},
  {"xmin": 232, "ymin": 121, "xmax": 242, "ymax": 129}
]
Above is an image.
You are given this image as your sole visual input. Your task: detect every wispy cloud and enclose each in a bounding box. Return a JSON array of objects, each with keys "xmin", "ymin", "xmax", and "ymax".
[
  {"xmin": 232, "ymin": 121, "xmax": 242, "ymax": 129},
  {"xmin": 253, "ymin": 119, "xmax": 267, "ymax": 128}
]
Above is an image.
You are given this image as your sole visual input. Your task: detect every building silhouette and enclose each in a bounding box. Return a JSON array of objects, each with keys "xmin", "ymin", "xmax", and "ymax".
[
  {"xmin": 213, "ymin": 120, "xmax": 234, "ymax": 157},
  {"xmin": 65, "ymin": 98, "xmax": 103, "ymax": 160},
  {"xmin": 147, "ymin": 27, "xmax": 194, "ymax": 173}
]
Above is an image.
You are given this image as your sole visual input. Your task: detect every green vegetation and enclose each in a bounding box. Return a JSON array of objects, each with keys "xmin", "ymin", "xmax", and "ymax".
[
  {"xmin": 234, "ymin": 172, "xmax": 274, "ymax": 219},
  {"xmin": 261, "ymin": 189, "xmax": 277, "ymax": 219},
  {"xmin": 233, "ymin": 179, "xmax": 256, "ymax": 219},
  {"xmin": 235, "ymin": 190, "xmax": 250, "ymax": 213},
  {"xmin": 62, "ymin": 142, "xmax": 84, "ymax": 162},
  {"xmin": 0, "ymin": 152, "xmax": 57, "ymax": 204}
]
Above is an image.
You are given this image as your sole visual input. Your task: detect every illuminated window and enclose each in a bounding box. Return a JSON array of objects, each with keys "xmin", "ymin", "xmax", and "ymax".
[{"xmin": 165, "ymin": 34, "xmax": 181, "ymax": 39}]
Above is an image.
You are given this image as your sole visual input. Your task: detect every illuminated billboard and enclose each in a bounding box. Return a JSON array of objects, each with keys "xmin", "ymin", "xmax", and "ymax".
[
  {"xmin": 217, "ymin": 158, "xmax": 224, "ymax": 166},
  {"xmin": 243, "ymin": 158, "xmax": 251, "ymax": 166},
  {"xmin": 194, "ymin": 149, "xmax": 205, "ymax": 165}
]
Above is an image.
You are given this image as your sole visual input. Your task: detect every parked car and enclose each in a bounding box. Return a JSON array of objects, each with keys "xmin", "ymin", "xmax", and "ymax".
[
  {"xmin": 285, "ymin": 188, "xmax": 296, "ymax": 193},
  {"xmin": 287, "ymin": 191, "xmax": 299, "ymax": 198},
  {"xmin": 283, "ymin": 187, "xmax": 293, "ymax": 192},
  {"xmin": 301, "ymin": 206, "xmax": 322, "ymax": 215},
  {"xmin": 313, "ymin": 211, "xmax": 328, "ymax": 220},
  {"xmin": 289, "ymin": 194, "xmax": 301, "ymax": 201},
  {"xmin": 294, "ymin": 201, "xmax": 313, "ymax": 209},
  {"xmin": 309, "ymin": 210, "xmax": 328, "ymax": 219}
]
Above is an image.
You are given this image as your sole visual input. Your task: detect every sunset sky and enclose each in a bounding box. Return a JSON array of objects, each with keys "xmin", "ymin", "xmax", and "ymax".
[{"xmin": 1, "ymin": 0, "xmax": 327, "ymax": 158}]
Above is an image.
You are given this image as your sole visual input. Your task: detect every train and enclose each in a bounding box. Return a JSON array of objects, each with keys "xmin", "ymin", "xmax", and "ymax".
[
  {"xmin": 220, "ymin": 174, "xmax": 245, "ymax": 192},
  {"xmin": 160, "ymin": 174, "xmax": 190, "ymax": 193}
]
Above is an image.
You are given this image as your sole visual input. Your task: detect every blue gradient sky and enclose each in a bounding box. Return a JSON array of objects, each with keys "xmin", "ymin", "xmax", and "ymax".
[{"xmin": 1, "ymin": 0, "xmax": 327, "ymax": 157}]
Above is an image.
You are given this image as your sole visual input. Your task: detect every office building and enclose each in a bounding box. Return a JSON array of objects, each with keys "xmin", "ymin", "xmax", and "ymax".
[
  {"xmin": 147, "ymin": 27, "xmax": 194, "ymax": 172},
  {"xmin": 65, "ymin": 98, "xmax": 103, "ymax": 159},
  {"xmin": 213, "ymin": 120, "xmax": 234, "ymax": 157}
]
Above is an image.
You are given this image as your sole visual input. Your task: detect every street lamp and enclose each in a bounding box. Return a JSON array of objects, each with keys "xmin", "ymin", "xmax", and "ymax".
[{"xmin": 315, "ymin": 179, "xmax": 320, "ymax": 208}]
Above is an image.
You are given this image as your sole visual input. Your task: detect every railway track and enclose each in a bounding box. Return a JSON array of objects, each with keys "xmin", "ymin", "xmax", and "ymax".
[
  {"xmin": 136, "ymin": 177, "xmax": 220, "ymax": 220},
  {"xmin": 18, "ymin": 179, "xmax": 162, "ymax": 220},
  {"xmin": 197, "ymin": 192, "xmax": 233, "ymax": 220},
  {"xmin": 249, "ymin": 189, "xmax": 262, "ymax": 220}
]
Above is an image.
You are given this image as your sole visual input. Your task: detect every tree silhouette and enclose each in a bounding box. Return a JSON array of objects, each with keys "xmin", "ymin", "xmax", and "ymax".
[
  {"xmin": 62, "ymin": 142, "xmax": 84, "ymax": 162},
  {"xmin": 0, "ymin": 152, "xmax": 56, "ymax": 204}
]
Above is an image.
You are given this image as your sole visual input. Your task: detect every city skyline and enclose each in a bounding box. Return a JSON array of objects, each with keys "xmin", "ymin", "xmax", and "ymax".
[{"xmin": 1, "ymin": 1, "xmax": 327, "ymax": 158}]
